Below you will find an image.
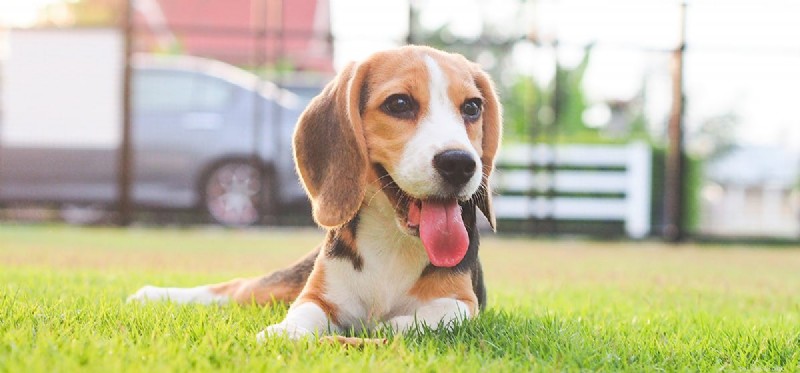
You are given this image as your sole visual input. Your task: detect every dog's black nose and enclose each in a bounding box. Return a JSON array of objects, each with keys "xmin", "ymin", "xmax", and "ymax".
[{"xmin": 433, "ymin": 149, "xmax": 476, "ymax": 187}]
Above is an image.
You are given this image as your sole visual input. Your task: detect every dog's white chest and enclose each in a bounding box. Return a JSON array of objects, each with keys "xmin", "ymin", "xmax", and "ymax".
[{"xmin": 323, "ymin": 197, "xmax": 430, "ymax": 329}]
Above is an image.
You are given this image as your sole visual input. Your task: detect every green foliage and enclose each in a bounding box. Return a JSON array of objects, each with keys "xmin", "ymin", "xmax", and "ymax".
[
  {"xmin": 649, "ymin": 147, "xmax": 704, "ymax": 233},
  {"xmin": 502, "ymin": 76, "xmax": 543, "ymax": 142},
  {"xmin": 683, "ymin": 154, "xmax": 704, "ymax": 232},
  {"xmin": 551, "ymin": 48, "xmax": 593, "ymax": 139},
  {"xmin": 498, "ymin": 49, "xmax": 605, "ymax": 144},
  {"xmin": 627, "ymin": 110, "xmax": 651, "ymax": 141}
]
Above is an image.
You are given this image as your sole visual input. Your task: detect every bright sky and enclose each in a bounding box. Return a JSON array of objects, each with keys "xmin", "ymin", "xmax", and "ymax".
[
  {"xmin": 2, "ymin": 0, "xmax": 799, "ymax": 151},
  {"xmin": 0, "ymin": 0, "xmax": 64, "ymax": 27}
]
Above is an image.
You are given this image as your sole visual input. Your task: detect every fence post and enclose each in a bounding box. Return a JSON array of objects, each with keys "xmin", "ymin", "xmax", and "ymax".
[
  {"xmin": 663, "ymin": 1, "xmax": 687, "ymax": 242},
  {"xmin": 626, "ymin": 141, "xmax": 652, "ymax": 238},
  {"xmin": 117, "ymin": 0, "xmax": 134, "ymax": 226}
]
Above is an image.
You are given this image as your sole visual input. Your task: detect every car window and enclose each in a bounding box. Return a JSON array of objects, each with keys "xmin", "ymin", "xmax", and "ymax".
[
  {"xmin": 195, "ymin": 76, "xmax": 236, "ymax": 110},
  {"xmin": 134, "ymin": 70, "xmax": 236, "ymax": 112}
]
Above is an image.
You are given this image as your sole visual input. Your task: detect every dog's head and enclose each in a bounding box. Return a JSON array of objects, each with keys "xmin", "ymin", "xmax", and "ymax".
[{"xmin": 293, "ymin": 46, "xmax": 502, "ymax": 267}]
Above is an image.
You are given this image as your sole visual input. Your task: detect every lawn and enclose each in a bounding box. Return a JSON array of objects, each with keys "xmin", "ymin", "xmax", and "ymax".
[{"xmin": 1, "ymin": 224, "xmax": 799, "ymax": 372}]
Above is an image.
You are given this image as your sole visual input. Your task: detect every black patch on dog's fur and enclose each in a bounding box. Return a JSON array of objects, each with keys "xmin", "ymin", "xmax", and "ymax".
[
  {"xmin": 358, "ymin": 78, "xmax": 370, "ymax": 115},
  {"xmin": 257, "ymin": 247, "xmax": 319, "ymax": 288},
  {"xmin": 325, "ymin": 214, "xmax": 364, "ymax": 271}
]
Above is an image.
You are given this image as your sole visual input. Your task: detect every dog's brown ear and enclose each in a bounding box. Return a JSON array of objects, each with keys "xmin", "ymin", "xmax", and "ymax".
[
  {"xmin": 293, "ymin": 62, "xmax": 370, "ymax": 228},
  {"xmin": 473, "ymin": 66, "xmax": 502, "ymax": 230}
]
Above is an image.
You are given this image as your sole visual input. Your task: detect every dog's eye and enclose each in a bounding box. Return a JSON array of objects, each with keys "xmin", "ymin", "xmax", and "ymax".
[
  {"xmin": 461, "ymin": 98, "xmax": 483, "ymax": 122},
  {"xmin": 381, "ymin": 94, "xmax": 417, "ymax": 120}
]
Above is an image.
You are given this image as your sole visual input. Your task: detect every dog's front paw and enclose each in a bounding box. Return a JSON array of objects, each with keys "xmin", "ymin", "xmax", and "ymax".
[
  {"xmin": 256, "ymin": 322, "xmax": 313, "ymax": 342},
  {"xmin": 127, "ymin": 285, "xmax": 168, "ymax": 303}
]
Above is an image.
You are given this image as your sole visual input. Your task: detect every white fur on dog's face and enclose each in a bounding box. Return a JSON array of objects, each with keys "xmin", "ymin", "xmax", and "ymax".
[
  {"xmin": 392, "ymin": 55, "xmax": 483, "ymax": 201},
  {"xmin": 360, "ymin": 50, "xmax": 487, "ymax": 203}
]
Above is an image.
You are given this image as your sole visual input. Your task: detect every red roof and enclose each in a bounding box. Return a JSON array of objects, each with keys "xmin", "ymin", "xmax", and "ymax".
[{"xmin": 133, "ymin": 0, "xmax": 332, "ymax": 72}]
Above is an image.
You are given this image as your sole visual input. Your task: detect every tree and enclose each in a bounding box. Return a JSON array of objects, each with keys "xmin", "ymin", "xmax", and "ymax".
[{"xmin": 551, "ymin": 46, "xmax": 594, "ymax": 140}]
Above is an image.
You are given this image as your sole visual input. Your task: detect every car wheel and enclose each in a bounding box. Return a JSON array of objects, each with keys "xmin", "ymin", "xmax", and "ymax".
[{"xmin": 203, "ymin": 161, "xmax": 272, "ymax": 226}]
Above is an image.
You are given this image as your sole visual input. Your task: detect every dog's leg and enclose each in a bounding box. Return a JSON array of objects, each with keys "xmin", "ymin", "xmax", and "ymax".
[
  {"xmin": 126, "ymin": 284, "xmax": 230, "ymax": 305},
  {"xmin": 256, "ymin": 301, "xmax": 338, "ymax": 341},
  {"xmin": 386, "ymin": 297, "xmax": 474, "ymax": 333},
  {"xmin": 127, "ymin": 248, "xmax": 319, "ymax": 306},
  {"xmin": 386, "ymin": 270, "xmax": 479, "ymax": 333},
  {"xmin": 256, "ymin": 256, "xmax": 344, "ymax": 340}
]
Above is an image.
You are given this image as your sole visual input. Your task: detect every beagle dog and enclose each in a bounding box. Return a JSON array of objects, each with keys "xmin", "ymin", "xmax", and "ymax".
[{"xmin": 128, "ymin": 45, "xmax": 502, "ymax": 340}]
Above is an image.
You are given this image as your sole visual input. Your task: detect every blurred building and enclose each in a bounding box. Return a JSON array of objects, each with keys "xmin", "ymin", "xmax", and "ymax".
[
  {"xmin": 133, "ymin": 0, "xmax": 332, "ymax": 72},
  {"xmin": 701, "ymin": 146, "xmax": 800, "ymax": 237}
]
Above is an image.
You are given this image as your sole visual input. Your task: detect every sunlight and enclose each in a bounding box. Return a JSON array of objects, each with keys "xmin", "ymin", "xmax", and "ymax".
[{"xmin": 0, "ymin": 0, "xmax": 72, "ymax": 27}]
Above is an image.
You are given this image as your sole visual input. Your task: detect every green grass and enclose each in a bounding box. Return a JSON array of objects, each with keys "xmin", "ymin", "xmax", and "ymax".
[{"xmin": 1, "ymin": 224, "xmax": 799, "ymax": 372}]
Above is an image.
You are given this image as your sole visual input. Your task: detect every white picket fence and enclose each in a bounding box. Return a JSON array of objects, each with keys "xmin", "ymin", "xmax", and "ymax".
[{"xmin": 493, "ymin": 141, "xmax": 652, "ymax": 238}]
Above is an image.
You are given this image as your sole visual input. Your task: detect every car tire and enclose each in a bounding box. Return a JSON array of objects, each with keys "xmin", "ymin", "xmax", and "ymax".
[{"xmin": 202, "ymin": 161, "xmax": 274, "ymax": 226}]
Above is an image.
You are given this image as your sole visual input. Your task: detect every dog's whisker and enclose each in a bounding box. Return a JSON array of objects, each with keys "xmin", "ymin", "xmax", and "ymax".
[
  {"xmin": 369, "ymin": 173, "xmax": 393, "ymax": 184},
  {"xmin": 394, "ymin": 194, "xmax": 410, "ymax": 210},
  {"xmin": 365, "ymin": 178, "xmax": 399, "ymax": 206}
]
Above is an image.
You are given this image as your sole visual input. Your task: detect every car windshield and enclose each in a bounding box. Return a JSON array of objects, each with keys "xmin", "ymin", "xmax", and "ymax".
[{"xmin": 133, "ymin": 70, "xmax": 236, "ymax": 112}]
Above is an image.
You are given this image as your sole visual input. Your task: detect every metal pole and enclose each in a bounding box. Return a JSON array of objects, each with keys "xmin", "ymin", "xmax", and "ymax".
[
  {"xmin": 252, "ymin": 0, "xmax": 268, "ymax": 223},
  {"xmin": 542, "ymin": 39, "xmax": 560, "ymax": 235},
  {"xmin": 663, "ymin": 2, "xmax": 687, "ymax": 242},
  {"xmin": 407, "ymin": 0, "xmax": 414, "ymax": 45},
  {"xmin": 117, "ymin": 0, "xmax": 134, "ymax": 226},
  {"xmin": 270, "ymin": 0, "xmax": 286, "ymax": 222}
]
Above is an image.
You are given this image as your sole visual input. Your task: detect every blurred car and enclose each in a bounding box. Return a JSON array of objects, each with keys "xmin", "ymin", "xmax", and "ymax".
[{"xmin": 0, "ymin": 54, "xmax": 325, "ymax": 226}]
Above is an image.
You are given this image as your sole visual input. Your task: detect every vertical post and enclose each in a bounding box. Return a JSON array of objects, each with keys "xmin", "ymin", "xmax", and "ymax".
[
  {"xmin": 252, "ymin": 0, "xmax": 266, "ymax": 165},
  {"xmin": 117, "ymin": 0, "xmax": 134, "ymax": 226},
  {"xmin": 626, "ymin": 141, "xmax": 652, "ymax": 239},
  {"xmin": 269, "ymin": 0, "xmax": 285, "ymax": 222},
  {"xmin": 252, "ymin": 0, "xmax": 268, "ymax": 223},
  {"xmin": 663, "ymin": 2, "xmax": 687, "ymax": 242},
  {"xmin": 541, "ymin": 39, "xmax": 560, "ymax": 235},
  {"xmin": 406, "ymin": 0, "xmax": 414, "ymax": 45}
]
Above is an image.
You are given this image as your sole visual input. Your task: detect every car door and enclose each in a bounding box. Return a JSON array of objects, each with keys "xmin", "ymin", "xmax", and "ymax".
[{"xmin": 131, "ymin": 69, "xmax": 245, "ymax": 208}]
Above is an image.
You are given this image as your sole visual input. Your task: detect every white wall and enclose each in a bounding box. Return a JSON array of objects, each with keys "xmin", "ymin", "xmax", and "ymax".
[{"xmin": 1, "ymin": 28, "xmax": 123, "ymax": 149}]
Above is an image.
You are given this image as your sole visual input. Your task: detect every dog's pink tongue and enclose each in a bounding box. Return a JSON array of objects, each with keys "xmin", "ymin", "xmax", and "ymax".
[{"xmin": 419, "ymin": 200, "xmax": 468, "ymax": 267}]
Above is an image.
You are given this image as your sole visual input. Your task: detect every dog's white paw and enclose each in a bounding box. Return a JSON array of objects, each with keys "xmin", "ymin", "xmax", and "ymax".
[
  {"xmin": 256, "ymin": 322, "xmax": 313, "ymax": 343},
  {"xmin": 127, "ymin": 285, "xmax": 168, "ymax": 303},
  {"xmin": 386, "ymin": 315, "xmax": 416, "ymax": 332}
]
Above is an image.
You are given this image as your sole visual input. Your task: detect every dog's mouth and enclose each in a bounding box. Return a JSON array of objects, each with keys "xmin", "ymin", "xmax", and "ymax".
[{"xmin": 373, "ymin": 165, "xmax": 469, "ymax": 268}]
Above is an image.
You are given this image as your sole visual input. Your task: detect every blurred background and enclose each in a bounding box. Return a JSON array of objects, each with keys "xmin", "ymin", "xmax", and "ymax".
[{"xmin": 0, "ymin": 0, "xmax": 797, "ymax": 243}]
